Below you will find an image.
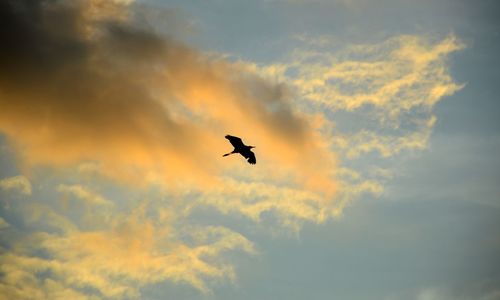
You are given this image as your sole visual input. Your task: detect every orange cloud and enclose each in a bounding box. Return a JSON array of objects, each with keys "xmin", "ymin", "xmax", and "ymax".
[
  {"xmin": 0, "ymin": 3, "xmax": 338, "ymax": 295},
  {"xmin": 0, "ymin": 201, "xmax": 255, "ymax": 298},
  {"xmin": 0, "ymin": 0, "xmax": 336, "ymax": 196}
]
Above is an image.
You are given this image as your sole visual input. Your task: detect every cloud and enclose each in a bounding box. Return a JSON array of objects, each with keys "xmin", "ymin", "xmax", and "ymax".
[
  {"xmin": 241, "ymin": 35, "xmax": 465, "ymax": 220},
  {"xmin": 334, "ymin": 115, "xmax": 437, "ymax": 158},
  {"xmin": 0, "ymin": 0, "xmax": 465, "ymax": 298},
  {"xmin": 0, "ymin": 0, "xmax": 336, "ymax": 196},
  {"xmin": 281, "ymin": 35, "xmax": 464, "ymax": 112},
  {"xmin": 0, "ymin": 199, "xmax": 255, "ymax": 299},
  {"xmin": 248, "ymin": 34, "xmax": 464, "ymax": 159},
  {"xmin": 0, "ymin": 175, "xmax": 32, "ymax": 195},
  {"xmin": 57, "ymin": 184, "xmax": 113, "ymax": 206},
  {"xmin": 235, "ymin": 34, "xmax": 464, "ymax": 225},
  {"xmin": 0, "ymin": 1, "xmax": 337, "ymax": 296}
]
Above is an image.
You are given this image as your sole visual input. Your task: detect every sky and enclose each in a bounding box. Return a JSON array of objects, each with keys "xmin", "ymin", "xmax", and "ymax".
[{"xmin": 0, "ymin": 0, "xmax": 499, "ymax": 299}]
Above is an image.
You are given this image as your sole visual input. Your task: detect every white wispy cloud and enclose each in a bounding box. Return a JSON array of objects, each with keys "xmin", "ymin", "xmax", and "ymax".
[{"xmin": 241, "ymin": 33, "xmax": 464, "ymax": 212}]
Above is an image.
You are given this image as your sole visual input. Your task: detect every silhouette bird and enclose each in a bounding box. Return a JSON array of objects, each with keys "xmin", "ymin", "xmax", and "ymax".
[{"xmin": 223, "ymin": 135, "xmax": 256, "ymax": 164}]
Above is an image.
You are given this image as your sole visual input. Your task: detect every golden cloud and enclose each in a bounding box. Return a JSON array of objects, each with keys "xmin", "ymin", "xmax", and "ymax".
[
  {"xmin": 0, "ymin": 0, "xmax": 336, "ymax": 196},
  {"xmin": 0, "ymin": 196, "xmax": 255, "ymax": 298},
  {"xmin": 0, "ymin": 0, "xmax": 464, "ymax": 298}
]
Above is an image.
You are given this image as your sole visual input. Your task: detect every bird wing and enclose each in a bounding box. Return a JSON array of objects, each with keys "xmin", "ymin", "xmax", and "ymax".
[
  {"xmin": 225, "ymin": 135, "xmax": 245, "ymax": 148},
  {"xmin": 246, "ymin": 151, "xmax": 256, "ymax": 165}
]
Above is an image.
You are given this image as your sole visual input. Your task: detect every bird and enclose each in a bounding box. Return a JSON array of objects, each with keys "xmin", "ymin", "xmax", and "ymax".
[{"xmin": 223, "ymin": 135, "xmax": 256, "ymax": 164}]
